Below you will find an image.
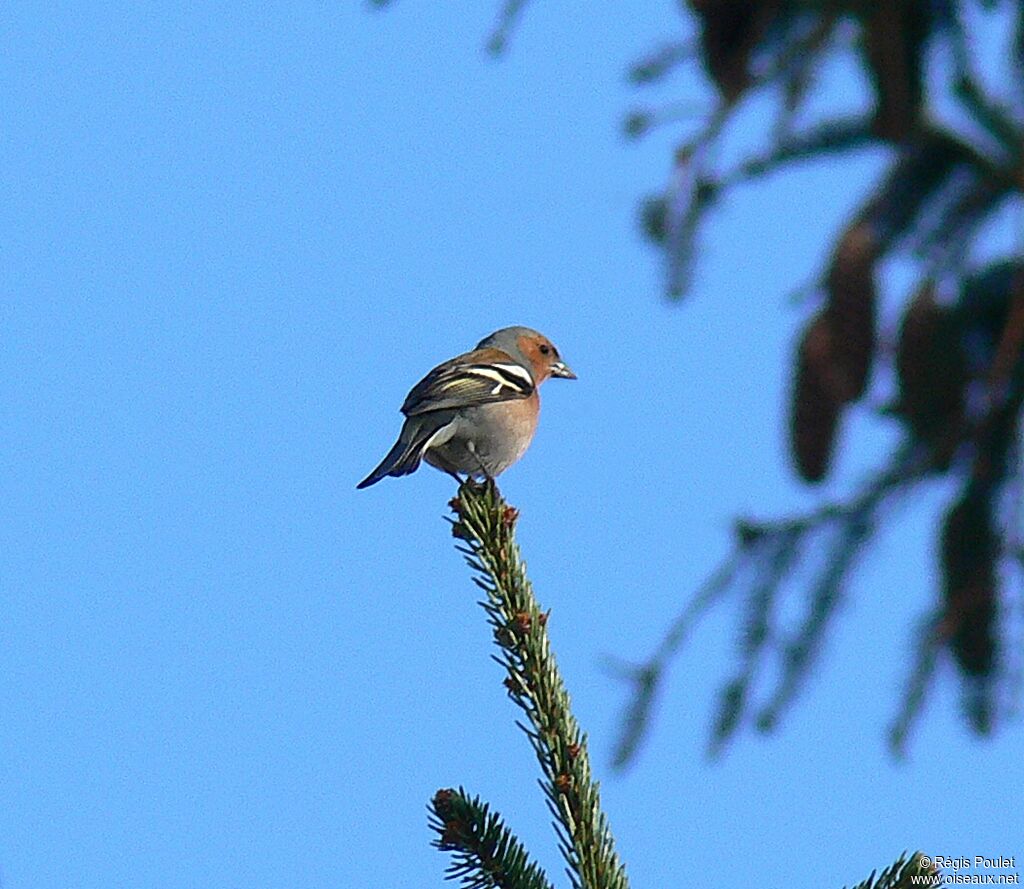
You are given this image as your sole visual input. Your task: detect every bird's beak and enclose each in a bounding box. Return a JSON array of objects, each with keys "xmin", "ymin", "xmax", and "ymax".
[{"xmin": 550, "ymin": 361, "xmax": 577, "ymax": 380}]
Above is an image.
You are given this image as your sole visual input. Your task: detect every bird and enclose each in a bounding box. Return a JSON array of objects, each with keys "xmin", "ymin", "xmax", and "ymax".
[{"xmin": 357, "ymin": 326, "xmax": 576, "ymax": 489}]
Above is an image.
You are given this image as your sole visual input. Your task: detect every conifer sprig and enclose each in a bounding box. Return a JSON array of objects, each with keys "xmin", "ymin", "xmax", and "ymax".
[
  {"xmin": 844, "ymin": 851, "xmax": 938, "ymax": 889},
  {"xmin": 429, "ymin": 788, "xmax": 555, "ymax": 889},
  {"xmin": 447, "ymin": 480, "xmax": 630, "ymax": 889}
]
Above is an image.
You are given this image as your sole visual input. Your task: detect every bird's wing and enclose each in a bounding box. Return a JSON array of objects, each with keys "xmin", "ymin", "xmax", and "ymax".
[{"xmin": 401, "ymin": 348, "xmax": 535, "ymax": 416}]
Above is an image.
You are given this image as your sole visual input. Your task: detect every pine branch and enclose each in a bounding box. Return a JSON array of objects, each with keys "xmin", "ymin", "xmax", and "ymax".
[
  {"xmin": 429, "ymin": 788, "xmax": 555, "ymax": 889},
  {"xmin": 718, "ymin": 116, "xmax": 875, "ymax": 188},
  {"xmin": 944, "ymin": 3, "xmax": 1022, "ymax": 162},
  {"xmin": 888, "ymin": 611, "xmax": 945, "ymax": 758},
  {"xmin": 606, "ymin": 553, "xmax": 740, "ymax": 769},
  {"xmin": 710, "ymin": 529, "xmax": 800, "ymax": 754},
  {"xmin": 627, "ymin": 41, "xmax": 695, "ymax": 85},
  {"xmin": 844, "ymin": 851, "xmax": 938, "ymax": 889},
  {"xmin": 487, "ymin": 0, "xmax": 531, "ymax": 56},
  {"xmin": 449, "ymin": 480, "xmax": 630, "ymax": 889},
  {"xmin": 612, "ymin": 442, "xmax": 934, "ymax": 765},
  {"xmin": 911, "ymin": 169, "xmax": 1010, "ymax": 275}
]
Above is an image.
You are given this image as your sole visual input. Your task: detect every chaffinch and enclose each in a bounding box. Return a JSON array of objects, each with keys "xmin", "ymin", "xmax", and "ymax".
[{"xmin": 357, "ymin": 326, "xmax": 576, "ymax": 489}]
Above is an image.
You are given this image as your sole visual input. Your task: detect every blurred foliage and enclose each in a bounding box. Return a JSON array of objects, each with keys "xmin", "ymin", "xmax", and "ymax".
[
  {"xmin": 616, "ymin": 0, "xmax": 1024, "ymax": 763},
  {"xmin": 373, "ymin": 1, "xmax": 1024, "ymax": 760}
]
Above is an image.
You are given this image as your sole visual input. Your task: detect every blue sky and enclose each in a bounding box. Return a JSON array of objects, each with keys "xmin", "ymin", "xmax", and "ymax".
[{"xmin": 2, "ymin": 3, "xmax": 1021, "ymax": 888}]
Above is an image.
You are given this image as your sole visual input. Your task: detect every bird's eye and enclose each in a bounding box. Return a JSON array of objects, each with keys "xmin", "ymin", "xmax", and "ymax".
[{"xmin": 539, "ymin": 344, "xmax": 551, "ymax": 355}]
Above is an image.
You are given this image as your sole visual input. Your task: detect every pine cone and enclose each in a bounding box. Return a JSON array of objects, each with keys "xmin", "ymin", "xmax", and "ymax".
[
  {"xmin": 791, "ymin": 313, "xmax": 843, "ymax": 483},
  {"xmin": 940, "ymin": 492, "xmax": 998, "ymax": 679},
  {"xmin": 686, "ymin": 0, "xmax": 782, "ymax": 103},
  {"xmin": 895, "ymin": 283, "xmax": 967, "ymax": 468},
  {"xmin": 825, "ymin": 220, "xmax": 878, "ymax": 402}
]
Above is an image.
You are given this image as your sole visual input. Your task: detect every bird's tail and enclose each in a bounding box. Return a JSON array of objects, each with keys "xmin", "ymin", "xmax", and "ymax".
[{"xmin": 356, "ymin": 428, "xmax": 434, "ymax": 489}]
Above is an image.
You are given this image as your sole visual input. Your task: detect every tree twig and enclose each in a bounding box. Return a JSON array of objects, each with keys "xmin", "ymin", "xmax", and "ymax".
[{"xmin": 450, "ymin": 481, "xmax": 630, "ymax": 889}]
